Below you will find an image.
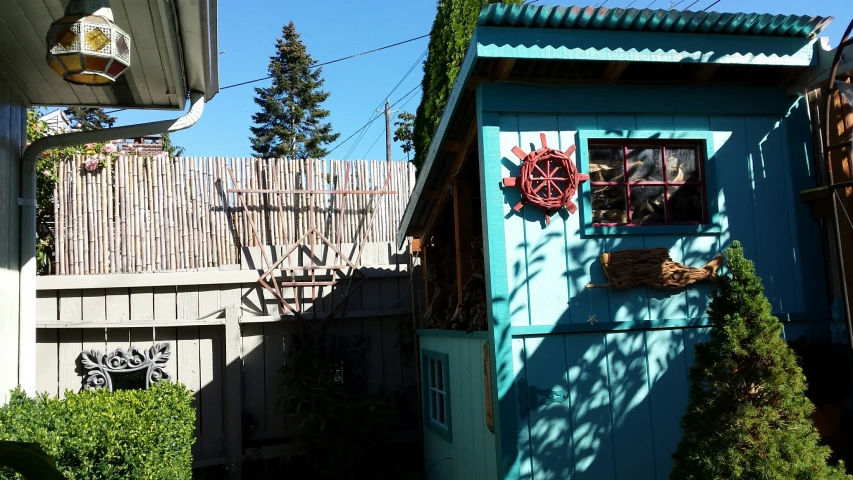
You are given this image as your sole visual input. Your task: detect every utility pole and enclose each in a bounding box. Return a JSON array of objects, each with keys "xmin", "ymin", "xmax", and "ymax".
[{"xmin": 379, "ymin": 98, "xmax": 396, "ymax": 163}]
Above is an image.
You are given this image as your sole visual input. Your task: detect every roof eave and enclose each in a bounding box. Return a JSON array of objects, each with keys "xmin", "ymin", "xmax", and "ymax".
[{"xmin": 397, "ymin": 33, "xmax": 481, "ymax": 248}]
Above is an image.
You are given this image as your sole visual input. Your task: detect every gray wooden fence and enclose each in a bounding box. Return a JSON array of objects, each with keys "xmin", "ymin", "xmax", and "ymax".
[{"xmin": 34, "ymin": 242, "xmax": 417, "ymax": 471}]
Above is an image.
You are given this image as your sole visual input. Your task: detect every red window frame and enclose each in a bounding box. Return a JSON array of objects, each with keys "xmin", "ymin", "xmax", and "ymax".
[{"xmin": 588, "ymin": 139, "xmax": 708, "ymax": 226}]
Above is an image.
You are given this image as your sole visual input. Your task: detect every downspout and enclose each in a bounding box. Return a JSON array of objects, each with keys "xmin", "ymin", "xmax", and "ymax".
[{"xmin": 17, "ymin": 91, "xmax": 205, "ymax": 393}]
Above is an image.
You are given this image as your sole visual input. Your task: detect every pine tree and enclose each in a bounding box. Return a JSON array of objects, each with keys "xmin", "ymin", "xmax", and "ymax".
[
  {"xmin": 250, "ymin": 21, "xmax": 339, "ymax": 159},
  {"xmin": 393, "ymin": 111, "xmax": 416, "ymax": 161},
  {"xmin": 63, "ymin": 107, "xmax": 116, "ymax": 131},
  {"xmin": 671, "ymin": 241, "xmax": 850, "ymax": 479}
]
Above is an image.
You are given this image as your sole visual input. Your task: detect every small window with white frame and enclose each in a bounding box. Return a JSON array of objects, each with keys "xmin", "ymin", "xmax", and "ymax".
[{"xmin": 422, "ymin": 350, "xmax": 451, "ymax": 440}]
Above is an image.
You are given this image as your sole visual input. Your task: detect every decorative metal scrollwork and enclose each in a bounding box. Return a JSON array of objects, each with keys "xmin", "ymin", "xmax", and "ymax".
[{"xmin": 81, "ymin": 343, "xmax": 171, "ymax": 391}]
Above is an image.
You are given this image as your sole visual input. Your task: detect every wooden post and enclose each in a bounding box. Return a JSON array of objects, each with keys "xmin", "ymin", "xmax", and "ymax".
[
  {"xmin": 452, "ymin": 177, "xmax": 474, "ymax": 302},
  {"xmin": 223, "ymin": 306, "xmax": 242, "ymax": 479}
]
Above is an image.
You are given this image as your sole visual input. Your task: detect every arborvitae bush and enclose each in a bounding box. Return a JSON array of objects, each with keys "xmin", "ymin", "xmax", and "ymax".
[
  {"xmin": 671, "ymin": 241, "xmax": 851, "ymax": 479},
  {"xmin": 412, "ymin": 0, "xmax": 523, "ymax": 169},
  {"xmin": 0, "ymin": 382, "xmax": 195, "ymax": 480}
]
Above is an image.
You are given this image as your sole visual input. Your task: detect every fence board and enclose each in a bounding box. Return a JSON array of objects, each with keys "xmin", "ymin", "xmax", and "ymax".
[
  {"xmin": 199, "ymin": 325, "xmax": 225, "ymax": 458},
  {"xmin": 177, "ymin": 326, "xmax": 202, "ymax": 458},
  {"xmin": 58, "ymin": 329, "xmax": 82, "ymax": 398},
  {"xmin": 35, "ymin": 329, "xmax": 59, "ymax": 397}
]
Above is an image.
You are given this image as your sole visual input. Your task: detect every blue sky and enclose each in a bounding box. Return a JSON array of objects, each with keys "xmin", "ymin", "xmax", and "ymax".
[{"xmin": 111, "ymin": 0, "xmax": 851, "ymax": 161}]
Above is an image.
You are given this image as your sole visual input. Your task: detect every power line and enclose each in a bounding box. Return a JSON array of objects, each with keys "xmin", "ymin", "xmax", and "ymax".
[
  {"xmin": 327, "ymin": 84, "xmax": 421, "ymax": 156},
  {"xmin": 700, "ymin": 0, "xmax": 721, "ymax": 10},
  {"xmin": 220, "ymin": 34, "xmax": 429, "ymax": 91},
  {"xmin": 103, "ymin": 33, "xmax": 430, "ymax": 115},
  {"xmin": 684, "ymin": 0, "xmax": 702, "ymax": 9},
  {"xmin": 342, "ymin": 48, "xmax": 427, "ymax": 159}
]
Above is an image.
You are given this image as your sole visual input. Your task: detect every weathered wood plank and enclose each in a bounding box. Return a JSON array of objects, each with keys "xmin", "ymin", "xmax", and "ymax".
[
  {"xmin": 153, "ymin": 286, "xmax": 177, "ymax": 320},
  {"xmin": 35, "ymin": 329, "xmax": 59, "ymax": 397},
  {"xmin": 58, "ymin": 290, "xmax": 83, "ymax": 324},
  {"xmin": 58, "ymin": 329, "xmax": 83, "ymax": 398},
  {"xmin": 199, "ymin": 325, "xmax": 225, "ymax": 458},
  {"xmin": 105, "ymin": 288, "xmax": 130, "ymax": 323},
  {"xmin": 82, "ymin": 289, "xmax": 107, "ymax": 323},
  {"xmin": 260, "ymin": 321, "xmax": 286, "ymax": 436},
  {"xmin": 177, "ymin": 326, "xmax": 202, "ymax": 458},
  {"xmin": 36, "ymin": 291, "xmax": 58, "ymax": 323},
  {"xmin": 241, "ymin": 323, "xmax": 266, "ymax": 438},
  {"xmin": 130, "ymin": 286, "xmax": 155, "ymax": 321}
]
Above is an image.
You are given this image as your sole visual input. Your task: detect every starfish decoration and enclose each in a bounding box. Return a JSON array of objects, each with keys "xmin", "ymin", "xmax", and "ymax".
[{"xmin": 588, "ymin": 314, "xmax": 597, "ymax": 325}]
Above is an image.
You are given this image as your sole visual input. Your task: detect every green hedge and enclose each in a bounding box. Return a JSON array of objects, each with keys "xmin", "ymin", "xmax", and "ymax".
[
  {"xmin": 0, "ymin": 382, "xmax": 196, "ymax": 480},
  {"xmin": 412, "ymin": 0, "xmax": 522, "ymax": 170}
]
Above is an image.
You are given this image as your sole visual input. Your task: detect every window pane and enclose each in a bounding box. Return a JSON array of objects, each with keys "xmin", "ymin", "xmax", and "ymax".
[
  {"xmin": 669, "ymin": 185, "xmax": 704, "ymax": 222},
  {"xmin": 627, "ymin": 146, "xmax": 663, "ymax": 181},
  {"xmin": 430, "ymin": 391, "xmax": 436, "ymax": 420},
  {"xmin": 436, "ymin": 360, "xmax": 443, "ymax": 391},
  {"xmin": 429, "ymin": 359, "xmax": 436, "ymax": 388},
  {"xmin": 589, "ymin": 145, "xmax": 624, "ymax": 182},
  {"xmin": 630, "ymin": 186, "xmax": 666, "ymax": 224},
  {"xmin": 666, "ymin": 147, "xmax": 700, "ymax": 182},
  {"xmin": 438, "ymin": 393, "xmax": 446, "ymax": 424},
  {"xmin": 592, "ymin": 185, "xmax": 627, "ymax": 224}
]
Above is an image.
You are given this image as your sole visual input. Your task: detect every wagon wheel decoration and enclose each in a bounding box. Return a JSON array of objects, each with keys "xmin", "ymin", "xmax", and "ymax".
[{"xmin": 502, "ymin": 133, "xmax": 589, "ymax": 224}]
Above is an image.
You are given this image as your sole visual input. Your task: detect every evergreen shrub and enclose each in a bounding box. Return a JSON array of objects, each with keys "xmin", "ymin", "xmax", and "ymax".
[
  {"xmin": 671, "ymin": 241, "xmax": 851, "ymax": 479},
  {"xmin": 0, "ymin": 382, "xmax": 195, "ymax": 480}
]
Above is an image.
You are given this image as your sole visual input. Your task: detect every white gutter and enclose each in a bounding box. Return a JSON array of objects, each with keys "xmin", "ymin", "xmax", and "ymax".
[{"xmin": 16, "ymin": 91, "xmax": 205, "ymax": 394}]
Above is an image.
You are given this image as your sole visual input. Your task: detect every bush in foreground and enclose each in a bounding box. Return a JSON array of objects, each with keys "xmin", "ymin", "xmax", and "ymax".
[{"xmin": 0, "ymin": 381, "xmax": 195, "ymax": 480}]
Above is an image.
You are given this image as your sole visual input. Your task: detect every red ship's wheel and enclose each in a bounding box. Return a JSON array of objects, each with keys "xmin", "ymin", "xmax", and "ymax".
[{"xmin": 502, "ymin": 133, "xmax": 588, "ymax": 224}]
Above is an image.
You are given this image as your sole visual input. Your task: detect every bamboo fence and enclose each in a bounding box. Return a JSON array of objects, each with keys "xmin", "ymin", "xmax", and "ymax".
[{"xmin": 53, "ymin": 156, "xmax": 417, "ymax": 275}]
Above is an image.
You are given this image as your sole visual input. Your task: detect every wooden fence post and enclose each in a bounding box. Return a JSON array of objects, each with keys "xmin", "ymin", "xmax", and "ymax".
[{"xmin": 223, "ymin": 306, "xmax": 242, "ymax": 479}]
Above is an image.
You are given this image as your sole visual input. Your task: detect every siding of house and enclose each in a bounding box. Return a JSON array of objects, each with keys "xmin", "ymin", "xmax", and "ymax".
[
  {"xmin": 0, "ymin": 75, "xmax": 25, "ymax": 402},
  {"xmin": 478, "ymin": 84, "xmax": 829, "ymax": 480},
  {"xmin": 420, "ymin": 333, "xmax": 497, "ymax": 480}
]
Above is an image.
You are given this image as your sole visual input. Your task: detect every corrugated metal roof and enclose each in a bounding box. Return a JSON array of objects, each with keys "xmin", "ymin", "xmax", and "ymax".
[{"xmin": 477, "ymin": 4, "xmax": 832, "ymax": 38}]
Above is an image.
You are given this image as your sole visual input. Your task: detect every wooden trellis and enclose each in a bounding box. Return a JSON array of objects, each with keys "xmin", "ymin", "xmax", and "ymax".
[{"xmin": 226, "ymin": 161, "xmax": 397, "ymax": 322}]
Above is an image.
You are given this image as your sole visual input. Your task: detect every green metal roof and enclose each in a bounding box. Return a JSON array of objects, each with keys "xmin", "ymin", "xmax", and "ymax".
[{"xmin": 477, "ymin": 4, "xmax": 831, "ymax": 38}]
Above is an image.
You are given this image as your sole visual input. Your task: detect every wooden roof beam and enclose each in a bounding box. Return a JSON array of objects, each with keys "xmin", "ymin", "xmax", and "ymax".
[
  {"xmin": 420, "ymin": 122, "xmax": 478, "ymax": 243},
  {"xmin": 493, "ymin": 58, "xmax": 516, "ymax": 80},
  {"xmin": 690, "ymin": 63, "xmax": 722, "ymax": 83},
  {"xmin": 600, "ymin": 61, "xmax": 630, "ymax": 83}
]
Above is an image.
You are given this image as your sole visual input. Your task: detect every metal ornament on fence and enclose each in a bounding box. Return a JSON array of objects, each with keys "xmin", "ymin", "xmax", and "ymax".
[{"xmin": 80, "ymin": 343, "xmax": 171, "ymax": 391}]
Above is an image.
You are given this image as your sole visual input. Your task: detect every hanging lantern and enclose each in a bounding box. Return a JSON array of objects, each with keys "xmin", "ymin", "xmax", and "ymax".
[{"xmin": 45, "ymin": 0, "xmax": 131, "ymax": 86}]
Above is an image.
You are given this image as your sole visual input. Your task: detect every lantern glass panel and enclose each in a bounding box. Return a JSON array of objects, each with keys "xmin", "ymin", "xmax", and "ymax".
[
  {"xmin": 67, "ymin": 73, "xmax": 111, "ymax": 85},
  {"xmin": 106, "ymin": 61, "xmax": 126, "ymax": 77},
  {"xmin": 85, "ymin": 55, "xmax": 109, "ymax": 72},
  {"xmin": 48, "ymin": 57, "xmax": 66, "ymax": 76},
  {"xmin": 58, "ymin": 54, "xmax": 83, "ymax": 72}
]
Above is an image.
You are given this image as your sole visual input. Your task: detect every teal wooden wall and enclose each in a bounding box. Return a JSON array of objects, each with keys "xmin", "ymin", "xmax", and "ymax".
[
  {"xmin": 513, "ymin": 328, "xmax": 710, "ymax": 479},
  {"xmin": 476, "ymin": 85, "xmax": 830, "ymax": 480},
  {"xmin": 420, "ymin": 333, "xmax": 498, "ymax": 480},
  {"xmin": 495, "ymin": 106, "xmax": 827, "ymax": 330}
]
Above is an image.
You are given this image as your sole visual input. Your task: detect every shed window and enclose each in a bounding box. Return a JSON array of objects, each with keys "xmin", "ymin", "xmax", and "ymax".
[
  {"xmin": 588, "ymin": 140, "xmax": 707, "ymax": 226},
  {"xmin": 422, "ymin": 350, "xmax": 451, "ymax": 440}
]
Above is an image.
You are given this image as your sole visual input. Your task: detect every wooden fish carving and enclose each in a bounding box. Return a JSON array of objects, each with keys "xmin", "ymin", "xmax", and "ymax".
[{"xmin": 585, "ymin": 247, "xmax": 723, "ymax": 290}]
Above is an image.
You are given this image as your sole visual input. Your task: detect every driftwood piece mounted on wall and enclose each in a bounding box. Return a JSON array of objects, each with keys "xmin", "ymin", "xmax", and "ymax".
[{"xmin": 586, "ymin": 247, "xmax": 723, "ymax": 290}]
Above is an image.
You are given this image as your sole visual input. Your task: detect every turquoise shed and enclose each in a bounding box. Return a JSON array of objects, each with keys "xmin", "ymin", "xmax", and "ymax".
[{"xmin": 399, "ymin": 4, "xmax": 837, "ymax": 480}]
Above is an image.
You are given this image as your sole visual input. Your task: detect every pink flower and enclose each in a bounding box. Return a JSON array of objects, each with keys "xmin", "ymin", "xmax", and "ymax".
[
  {"xmin": 84, "ymin": 157, "xmax": 100, "ymax": 172},
  {"xmin": 42, "ymin": 170, "xmax": 51, "ymax": 177},
  {"xmin": 101, "ymin": 143, "xmax": 116, "ymax": 154}
]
